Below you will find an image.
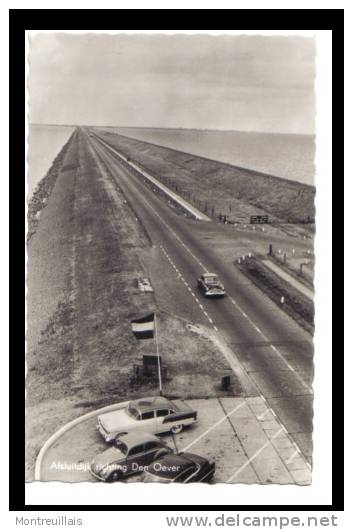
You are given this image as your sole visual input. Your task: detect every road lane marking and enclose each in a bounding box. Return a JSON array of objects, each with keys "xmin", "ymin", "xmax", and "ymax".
[
  {"xmin": 226, "ymin": 427, "xmax": 284, "ymax": 483},
  {"xmin": 228, "ymin": 295, "xmax": 313, "ymax": 395},
  {"xmin": 258, "ymin": 409, "xmax": 271, "ymax": 420},
  {"xmin": 180, "ymin": 401, "xmax": 247, "ymax": 452},
  {"xmin": 160, "ymin": 245, "xmax": 218, "ymax": 332},
  {"xmin": 286, "ymin": 449, "xmax": 299, "ymax": 465},
  {"xmin": 94, "ymin": 137, "xmax": 209, "ymax": 272},
  {"xmin": 92, "ymin": 139, "xmax": 313, "ymax": 472},
  {"xmin": 94, "ymin": 134, "xmax": 211, "ymax": 221}
]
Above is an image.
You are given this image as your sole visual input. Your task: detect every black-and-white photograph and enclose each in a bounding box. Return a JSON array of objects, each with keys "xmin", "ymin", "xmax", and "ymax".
[{"xmin": 26, "ymin": 32, "xmax": 316, "ymax": 487}]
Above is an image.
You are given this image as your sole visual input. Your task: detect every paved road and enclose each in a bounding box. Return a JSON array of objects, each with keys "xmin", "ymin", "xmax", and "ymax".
[{"xmin": 84, "ymin": 129, "xmax": 314, "ymax": 464}]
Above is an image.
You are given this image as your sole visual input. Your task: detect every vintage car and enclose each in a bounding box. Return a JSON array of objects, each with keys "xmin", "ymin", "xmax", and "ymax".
[
  {"xmin": 142, "ymin": 452, "xmax": 216, "ymax": 483},
  {"xmin": 197, "ymin": 272, "xmax": 225, "ymax": 297},
  {"xmin": 97, "ymin": 396, "xmax": 197, "ymax": 443},
  {"xmin": 89, "ymin": 432, "xmax": 173, "ymax": 482}
]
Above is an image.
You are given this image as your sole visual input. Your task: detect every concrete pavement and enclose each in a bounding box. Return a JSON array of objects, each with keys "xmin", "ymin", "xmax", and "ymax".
[{"xmin": 38, "ymin": 398, "xmax": 311, "ymax": 485}]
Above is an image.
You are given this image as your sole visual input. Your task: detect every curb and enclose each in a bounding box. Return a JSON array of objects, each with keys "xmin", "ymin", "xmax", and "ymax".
[{"xmin": 34, "ymin": 400, "xmax": 130, "ymax": 481}]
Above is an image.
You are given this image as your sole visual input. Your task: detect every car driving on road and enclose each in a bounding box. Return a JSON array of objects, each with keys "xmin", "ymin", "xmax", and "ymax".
[
  {"xmin": 197, "ymin": 273, "xmax": 225, "ymax": 297},
  {"xmin": 89, "ymin": 432, "xmax": 173, "ymax": 482},
  {"xmin": 97, "ymin": 396, "xmax": 198, "ymax": 443},
  {"xmin": 142, "ymin": 452, "xmax": 216, "ymax": 483}
]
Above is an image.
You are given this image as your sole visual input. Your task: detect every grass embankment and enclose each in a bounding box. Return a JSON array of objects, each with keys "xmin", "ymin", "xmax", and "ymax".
[
  {"xmin": 235, "ymin": 256, "xmax": 314, "ymax": 334},
  {"xmin": 94, "ymin": 129, "xmax": 315, "ymax": 226},
  {"xmin": 26, "ymin": 128, "xmax": 239, "ymax": 480}
]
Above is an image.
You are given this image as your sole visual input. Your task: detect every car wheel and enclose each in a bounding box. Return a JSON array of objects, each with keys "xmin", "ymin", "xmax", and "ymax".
[
  {"xmin": 171, "ymin": 424, "xmax": 183, "ymax": 435},
  {"xmin": 108, "ymin": 470, "xmax": 122, "ymax": 482}
]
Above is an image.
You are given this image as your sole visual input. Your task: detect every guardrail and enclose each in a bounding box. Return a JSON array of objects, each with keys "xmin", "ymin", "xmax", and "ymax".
[{"xmin": 91, "ymin": 134, "xmax": 211, "ymax": 222}]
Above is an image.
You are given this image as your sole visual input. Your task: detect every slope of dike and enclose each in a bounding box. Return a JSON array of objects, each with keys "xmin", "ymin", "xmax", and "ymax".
[
  {"xmin": 94, "ymin": 129, "xmax": 315, "ymax": 225},
  {"xmin": 26, "ymin": 128, "xmax": 154, "ymax": 478}
]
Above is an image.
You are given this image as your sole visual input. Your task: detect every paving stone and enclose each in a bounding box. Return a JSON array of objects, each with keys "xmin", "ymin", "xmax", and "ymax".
[{"xmin": 289, "ymin": 468, "xmax": 312, "ymax": 484}]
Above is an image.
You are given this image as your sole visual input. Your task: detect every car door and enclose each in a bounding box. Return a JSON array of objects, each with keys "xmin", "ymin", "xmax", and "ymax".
[
  {"xmin": 155, "ymin": 408, "xmax": 171, "ymax": 433},
  {"xmin": 125, "ymin": 443, "xmax": 147, "ymax": 475},
  {"xmin": 143, "ymin": 441, "xmax": 162, "ymax": 465},
  {"xmin": 140, "ymin": 410, "xmax": 157, "ymax": 433}
]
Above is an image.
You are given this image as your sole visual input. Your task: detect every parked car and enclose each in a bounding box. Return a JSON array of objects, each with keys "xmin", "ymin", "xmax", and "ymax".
[
  {"xmin": 142, "ymin": 452, "xmax": 216, "ymax": 483},
  {"xmin": 197, "ymin": 273, "xmax": 225, "ymax": 297},
  {"xmin": 97, "ymin": 396, "xmax": 197, "ymax": 443},
  {"xmin": 89, "ymin": 432, "xmax": 173, "ymax": 482}
]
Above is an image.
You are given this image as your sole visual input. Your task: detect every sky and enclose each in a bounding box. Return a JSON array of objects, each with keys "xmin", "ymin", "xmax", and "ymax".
[{"xmin": 29, "ymin": 33, "xmax": 315, "ymax": 134}]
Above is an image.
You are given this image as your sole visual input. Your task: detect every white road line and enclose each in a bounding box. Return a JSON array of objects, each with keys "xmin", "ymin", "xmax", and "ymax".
[
  {"xmin": 181, "ymin": 401, "xmax": 247, "ymax": 452},
  {"xmin": 160, "ymin": 247, "xmax": 311, "ymax": 469},
  {"xmin": 229, "ymin": 295, "xmax": 313, "ymax": 395},
  {"xmin": 226, "ymin": 428, "xmax": 284, "ymax": 483},
  {"xmin": 103, "ymin": 150, "xmax": 209, "ymax": 271},
  {"xmin": 160, "ymin": 245, "xmax": 215, "ymax": 328},
  {"xmin": 96, "ymin": 145, "xmax": 313, "ymax": 468},
  {"xmin": 94, "ymin": 135, "xmax": 211, "ymax": 221},
  {"xmin": 286, "ymin": 449, "xmax": 299, "ymax": 465},
  {"xmin": 258, "ymin": 409, "xmax": 271, "ymax": 421}
]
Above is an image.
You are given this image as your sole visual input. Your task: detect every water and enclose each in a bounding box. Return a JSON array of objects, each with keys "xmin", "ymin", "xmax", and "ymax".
[
  {"xmin": 27, "ymin": 126, "xmax": 316, "ymax": 198},
  {"xmin": 27, "ymin": 124, "xmax": 75, "ymax": 197},
  {"xmin": 110, "ymin": 128, "xmax": 315, "ymax": 186}
]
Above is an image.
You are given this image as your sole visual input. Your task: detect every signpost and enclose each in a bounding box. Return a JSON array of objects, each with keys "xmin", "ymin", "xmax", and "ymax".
[{"xmin": 154, "ymin": 314, "xmax": 163, "ymax": 396}]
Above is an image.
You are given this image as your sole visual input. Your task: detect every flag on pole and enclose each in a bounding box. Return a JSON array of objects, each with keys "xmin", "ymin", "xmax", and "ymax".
[{"xmin": 131, "ymin": 312, "xmax": 155, "ymax": 339}]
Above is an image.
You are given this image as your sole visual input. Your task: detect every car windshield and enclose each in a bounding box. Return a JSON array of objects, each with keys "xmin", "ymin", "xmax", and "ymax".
[
  {"xmin": 114, "ymin": 440, "xmax": 128, "ymax": 455},
  {"xmin": 204, "ymin": 275, "xmax": 219, "ymax": 285},
  {"xmin": 127, "ymin": 403, "xmax": 140, "ymax": 419}
]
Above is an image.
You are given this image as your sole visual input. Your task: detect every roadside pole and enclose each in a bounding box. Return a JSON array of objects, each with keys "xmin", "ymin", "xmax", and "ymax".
[{"xmin": 155, "ymin": 313, "xmax": 163, "ymax": 396}]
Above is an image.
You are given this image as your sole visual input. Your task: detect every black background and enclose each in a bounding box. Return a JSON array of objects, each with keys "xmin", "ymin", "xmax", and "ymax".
[{"xmin": 11, "ymin": 8, "xmax": 343, "ymax": 511}]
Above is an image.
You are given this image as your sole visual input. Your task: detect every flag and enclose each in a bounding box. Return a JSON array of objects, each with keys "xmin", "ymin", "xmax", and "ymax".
[{"xmin": 131, "ymin": 312, "xmax": 155, "ymax": 339}]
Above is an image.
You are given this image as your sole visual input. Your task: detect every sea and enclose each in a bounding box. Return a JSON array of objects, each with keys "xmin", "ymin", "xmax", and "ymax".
[
  {"xmin": 112, "ymin": 128, "xmax": 316, "ymax": 186},
  {"xmin": 27, "ymin": 125, "xmax": 315, "ymax": 197},
  {"xmin": 27, "ymin": 124, "xmax": 75, "ymax": 197}
]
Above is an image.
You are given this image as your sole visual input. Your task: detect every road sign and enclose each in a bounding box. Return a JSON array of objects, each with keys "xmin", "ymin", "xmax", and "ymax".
[{"xmin": 143, "ymin": 354, "xmax": 162, "ymax": 367}]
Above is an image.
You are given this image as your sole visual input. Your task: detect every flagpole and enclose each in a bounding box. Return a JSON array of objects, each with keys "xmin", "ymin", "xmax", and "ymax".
[{"xmin": 155, "ymin": 312, "xmax": 163, "ymax": 395}]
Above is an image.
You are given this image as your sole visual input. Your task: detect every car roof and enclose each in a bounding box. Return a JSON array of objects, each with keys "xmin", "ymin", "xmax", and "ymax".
[
  {"xmin": 130, "ymin": 396, "xmax": 175, "ymax": 412},
  {"xmin": 118, "ymin": 431, "xmax": 160, "ymax": 447},
  {"xmin": 203, "ymin": 273, "xmax": 218, "ymax": 278}
]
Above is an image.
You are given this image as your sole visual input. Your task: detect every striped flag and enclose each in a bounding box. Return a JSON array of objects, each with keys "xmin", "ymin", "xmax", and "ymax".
[{"xmin": 131, "ymin": 312, "xmax": 155, "ymax": 339}]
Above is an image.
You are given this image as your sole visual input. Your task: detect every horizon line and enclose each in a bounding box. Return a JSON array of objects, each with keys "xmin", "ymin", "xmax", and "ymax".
[{"xmin": 29, "ymin": 123, "xmax": 315, "ymax": 136}]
